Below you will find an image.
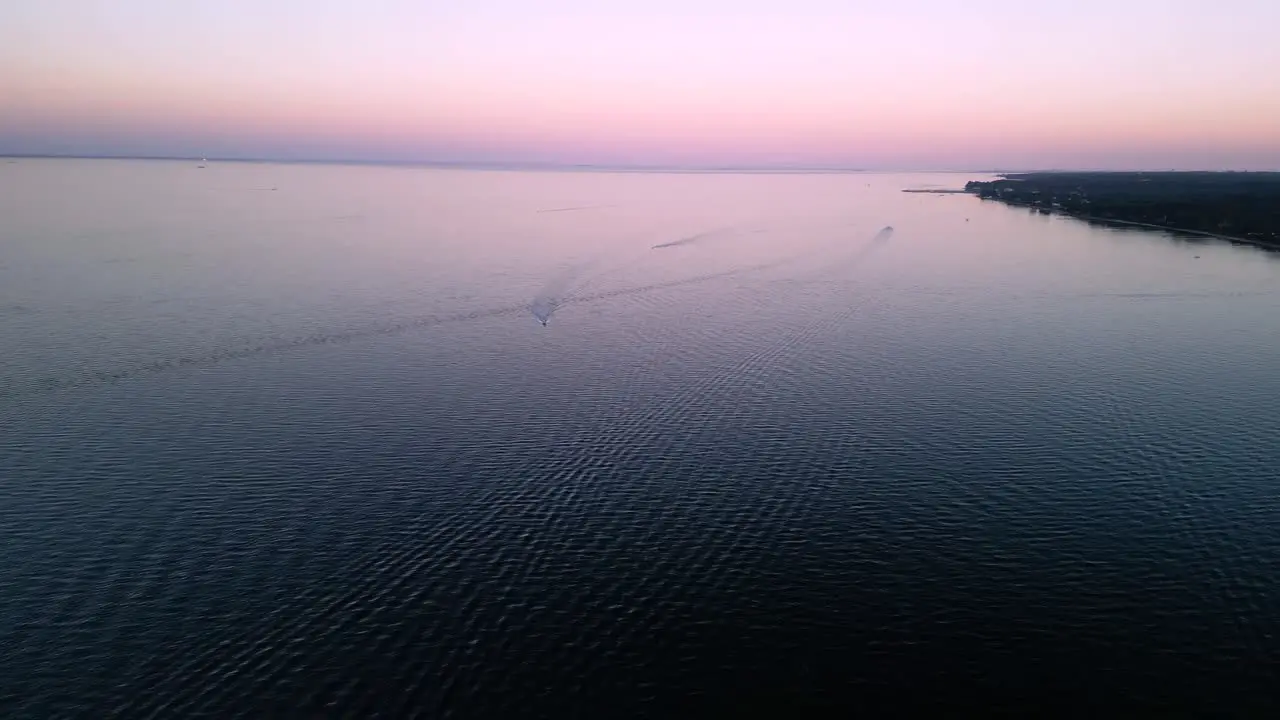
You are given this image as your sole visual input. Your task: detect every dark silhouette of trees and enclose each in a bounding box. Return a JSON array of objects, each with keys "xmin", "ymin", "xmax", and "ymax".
[{"xmin": 965, "ymin": 172, "xmax": 1280, "ymax": 248}]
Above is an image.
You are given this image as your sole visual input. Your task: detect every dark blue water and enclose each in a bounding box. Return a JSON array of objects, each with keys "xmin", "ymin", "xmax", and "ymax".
[{"xmin": 3, "ymin": 160, "xmax": 1279, "ymax": 716}]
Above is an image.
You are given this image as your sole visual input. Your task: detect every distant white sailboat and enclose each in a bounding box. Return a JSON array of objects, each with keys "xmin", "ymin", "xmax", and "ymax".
[{"xmin": 197, "ymin": 157, "xmax": 207, "ymax": 168}]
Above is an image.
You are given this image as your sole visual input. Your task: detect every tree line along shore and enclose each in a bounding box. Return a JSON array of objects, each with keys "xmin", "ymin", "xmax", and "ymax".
[{"xmin": 962, "ymin": 172, "xmax": 1280, "ymax": 249}]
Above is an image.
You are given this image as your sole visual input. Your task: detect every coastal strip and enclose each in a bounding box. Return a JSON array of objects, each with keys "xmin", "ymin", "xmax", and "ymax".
[{"xmin": 961, "ymin": 172, "xmax": 1280, "ymax": 251}]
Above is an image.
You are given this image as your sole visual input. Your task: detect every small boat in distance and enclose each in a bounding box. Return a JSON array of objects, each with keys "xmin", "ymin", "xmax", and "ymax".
[{"xmin": 197, "ymin": 157, "xmax": 207, "ymax": 168}]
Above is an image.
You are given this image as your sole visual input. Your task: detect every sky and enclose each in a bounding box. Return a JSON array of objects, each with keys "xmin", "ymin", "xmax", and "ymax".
[{"xmin": 2, "ymin": 0, "xmax": 1279, "ymax": 170}]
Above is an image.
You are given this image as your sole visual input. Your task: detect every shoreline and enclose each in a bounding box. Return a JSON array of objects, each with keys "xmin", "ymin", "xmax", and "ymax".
[
  {"xmin": 1064, "ymin": 213, "xmax": 1278, "ymax": 249},
  {"xmin": 959, "ymin": 173, "xmax": 1280, "ymax": 253},
  {"xmin": 904, "ymin": 187, "xmax": 1280, "ymax": 251},
  {"xmin": 988, "ymin": 197, "xmax": 1280, "ymax": 250}
]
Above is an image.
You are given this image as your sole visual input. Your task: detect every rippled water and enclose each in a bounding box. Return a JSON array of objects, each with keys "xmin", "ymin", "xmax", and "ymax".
[{"xmin": 2, "ymin": 159, "xmax": 1280, "ymax": 716}]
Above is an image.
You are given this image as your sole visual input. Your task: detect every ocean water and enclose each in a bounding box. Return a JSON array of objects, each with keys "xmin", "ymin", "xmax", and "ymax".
[{"xmin": 2, "ymin": 159, "xmax": 1279, "ymax": 716}]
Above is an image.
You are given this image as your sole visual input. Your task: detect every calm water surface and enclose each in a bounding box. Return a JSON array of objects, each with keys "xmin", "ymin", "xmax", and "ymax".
[{"xmin": 2, "ymin": 159, "xmax": 1279, "ymax": 716}]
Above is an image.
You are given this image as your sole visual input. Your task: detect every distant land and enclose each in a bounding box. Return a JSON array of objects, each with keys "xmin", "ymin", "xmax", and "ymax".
[
  {"xmin": 0, "ymin": 153, "xmax": 1070, "ymax": 175},
  {"xmin": 963, "ymin": 172, "xmax": 1280, "ymax": 250},
  {"xmin": 0, "ymin": 154, "xmax": 889, "ymax": 174}
]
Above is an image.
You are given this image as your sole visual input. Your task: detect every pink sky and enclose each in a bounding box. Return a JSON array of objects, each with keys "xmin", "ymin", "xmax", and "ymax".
[{"xmin": 2, "ymin": 0, "xmax": 1278, "ymax": 169}]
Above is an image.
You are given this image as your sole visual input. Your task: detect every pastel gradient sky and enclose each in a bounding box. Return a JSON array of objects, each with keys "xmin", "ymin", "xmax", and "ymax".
[{"xmin": 3, "ymin": 0, "xmax": 1278, "ymax": 169}]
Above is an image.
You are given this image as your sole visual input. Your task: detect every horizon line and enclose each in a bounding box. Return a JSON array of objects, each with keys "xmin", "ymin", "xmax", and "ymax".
[{"xmin": 2, "ymin": 153, "xmax": 1276, "ymax": 175}]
